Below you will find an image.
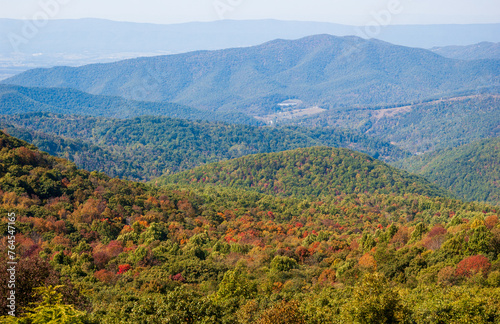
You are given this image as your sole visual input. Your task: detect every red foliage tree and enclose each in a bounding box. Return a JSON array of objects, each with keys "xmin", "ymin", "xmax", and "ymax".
[
  {"xmin": 169, "ymin": 273, "xmax": 186, "ymax": 282},
  {"xmin": 94, "ymin": 269, "xmax": 116, "ymax": 284},
  {"xmin": 390, "ymin": 226, "xmax": 409, "ymax": 247},
  {"xmin": 485, "ymin": 215, "xmax": 499, "ymax": 229},
  {"xmin": 117, "ymin": 264, "xmax": 131, "ymax": 275},
  {"xmin": 54, "ymin": 220, "xmax": 67, "ymax": 234},
  {"xmin": 427, "ymin": 225, "xmax": 447, "ymax": 238},
  {"xmin": 93, "ymin": 251, "xmax": 111, "ymax": 270},
  {"xmin": 456, "ymin": 255, "xmax": 491, "ymax": 278},
  {"xmin": 295, "ymin": 246, "xmax": 310, "ymax": 263},
  {"xmin": 423, "ymin": 225, "xmax": 447, "ymax": 250},
  {"xmin": 318, "ymin": 268, "xmax": 336, "ymax": 285},
  {"xmin": 106, "ymin": 240, "xmax": 124, "ymax": 258}
]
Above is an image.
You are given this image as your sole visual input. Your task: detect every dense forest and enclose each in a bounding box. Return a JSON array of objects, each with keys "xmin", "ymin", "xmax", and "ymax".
[
  {"xmin": 0, "ymin": 84, "xmax": 258, "ymax": 125},
  {"xmin": 1, "ymin": 132, "xmax": 499, "ymax": 323},
  {"xmin": 296, "ymin": 94, "xmax": 500, "ymax": 154},
  {"xmin": 395, "ymin": 137, "xmax": 500, "ymax": 205},
  {"xmin": 1, "ymin": 31, "xmax": 500, "ymax": 324},
  {"xmin": 158, "ymin": 147, "xmax": 449, "ymax": 199},
  {"xmin": 0, "ymin": 113, "xmax": 409, "ymax": 181}
]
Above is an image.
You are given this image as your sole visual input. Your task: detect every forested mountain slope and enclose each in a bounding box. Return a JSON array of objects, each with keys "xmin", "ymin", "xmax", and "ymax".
[
  {"xmin": 431, "ymin": 42, "xmax": 500, "ymax": 60},
  {"xmin": 295, "ymin": 94, "xmax": 500, "ymax": 154},
  {"xmin": 158, "ymin": 147, "xmax": 449, "ymax": 198},
  {"xmin": 395, "ymin": 137, "xmax": 500, "ymax": 205},
  {"xmin": 0, "ymin": 113, "xmax": 409, "ymax": 181},
  {"xmin": 1, "ymin": 131, "xmax": 500, "ymax": 323},
  {"xmin": 4, "ymin": 35, "xmax": 500, "ymax": 114},
  {"xmin": 0, "ymin": 84, "xmax": 258, "ymax": 124}
]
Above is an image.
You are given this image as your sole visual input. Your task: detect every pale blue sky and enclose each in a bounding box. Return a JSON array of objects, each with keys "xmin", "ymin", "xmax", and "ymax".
[{"xmin": 1, "ymin": 0, "xmax": 499, "ymax": 25}]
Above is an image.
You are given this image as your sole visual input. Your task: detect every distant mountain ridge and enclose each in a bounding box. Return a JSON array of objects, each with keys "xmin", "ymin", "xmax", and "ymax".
[
  {"xmin": 2, "ymin": 18, "xmax": 499, "ymax": 64},
  {"xmin": 431, "ymin": 42, "xmax": 500, "ymax": 60},
  {"xmin": 4, "ymin": 34, "xmax": 500, "ymax": 115},
  {"xmin": 3, "ymin": 18, "xmax": 500, "ymax": 54}
]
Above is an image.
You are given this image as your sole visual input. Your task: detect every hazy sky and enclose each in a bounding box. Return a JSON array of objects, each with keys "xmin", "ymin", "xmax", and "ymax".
[{"xmin": 1, "ymin": 0, "xmax": 499, "ymax": 25}]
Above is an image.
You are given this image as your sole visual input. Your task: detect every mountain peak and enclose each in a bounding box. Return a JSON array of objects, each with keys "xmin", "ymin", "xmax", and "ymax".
[{"xmin": 3, "ymin": 35, "xmax": 499, "ymax": 113}]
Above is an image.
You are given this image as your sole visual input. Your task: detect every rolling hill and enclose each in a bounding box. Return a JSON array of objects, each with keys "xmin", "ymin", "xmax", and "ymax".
[
  {"xmin": 158, "ymin": 146, "xmax": 449, "ymax": 198},
  {"xmin": 0, "ymin": 84, "xmax": 258, "ymax": 124},
  {"xmin": 395, "ymin": 137, "xmax": 500, "ymax": 205},
  {"xmin": 294, "ymin": 94, "xmax": 500, "ymax": 154},
  {"xmin": 1, "ymin": 131, "xmax": 499, "ymax": 322},
  {"xmin": 4, "ymin": 35, "xmax": 500, "ymax": 115},
  {"xmin": 0, "ymin": 113, "xmax": 409, "ymax": 181}
]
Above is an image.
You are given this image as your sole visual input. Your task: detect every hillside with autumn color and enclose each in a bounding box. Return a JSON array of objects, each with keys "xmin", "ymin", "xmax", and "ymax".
[
  {"xmin": 0, "ymin": 113, "xmax": 408, "ymax": 182},
  {"xmin": 1, "ymin": 131, "xmax": 500, "ymax": 323},
  {"xmin": 157, "ymin": 147, "xmax": 449, "ymax": 198}
]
